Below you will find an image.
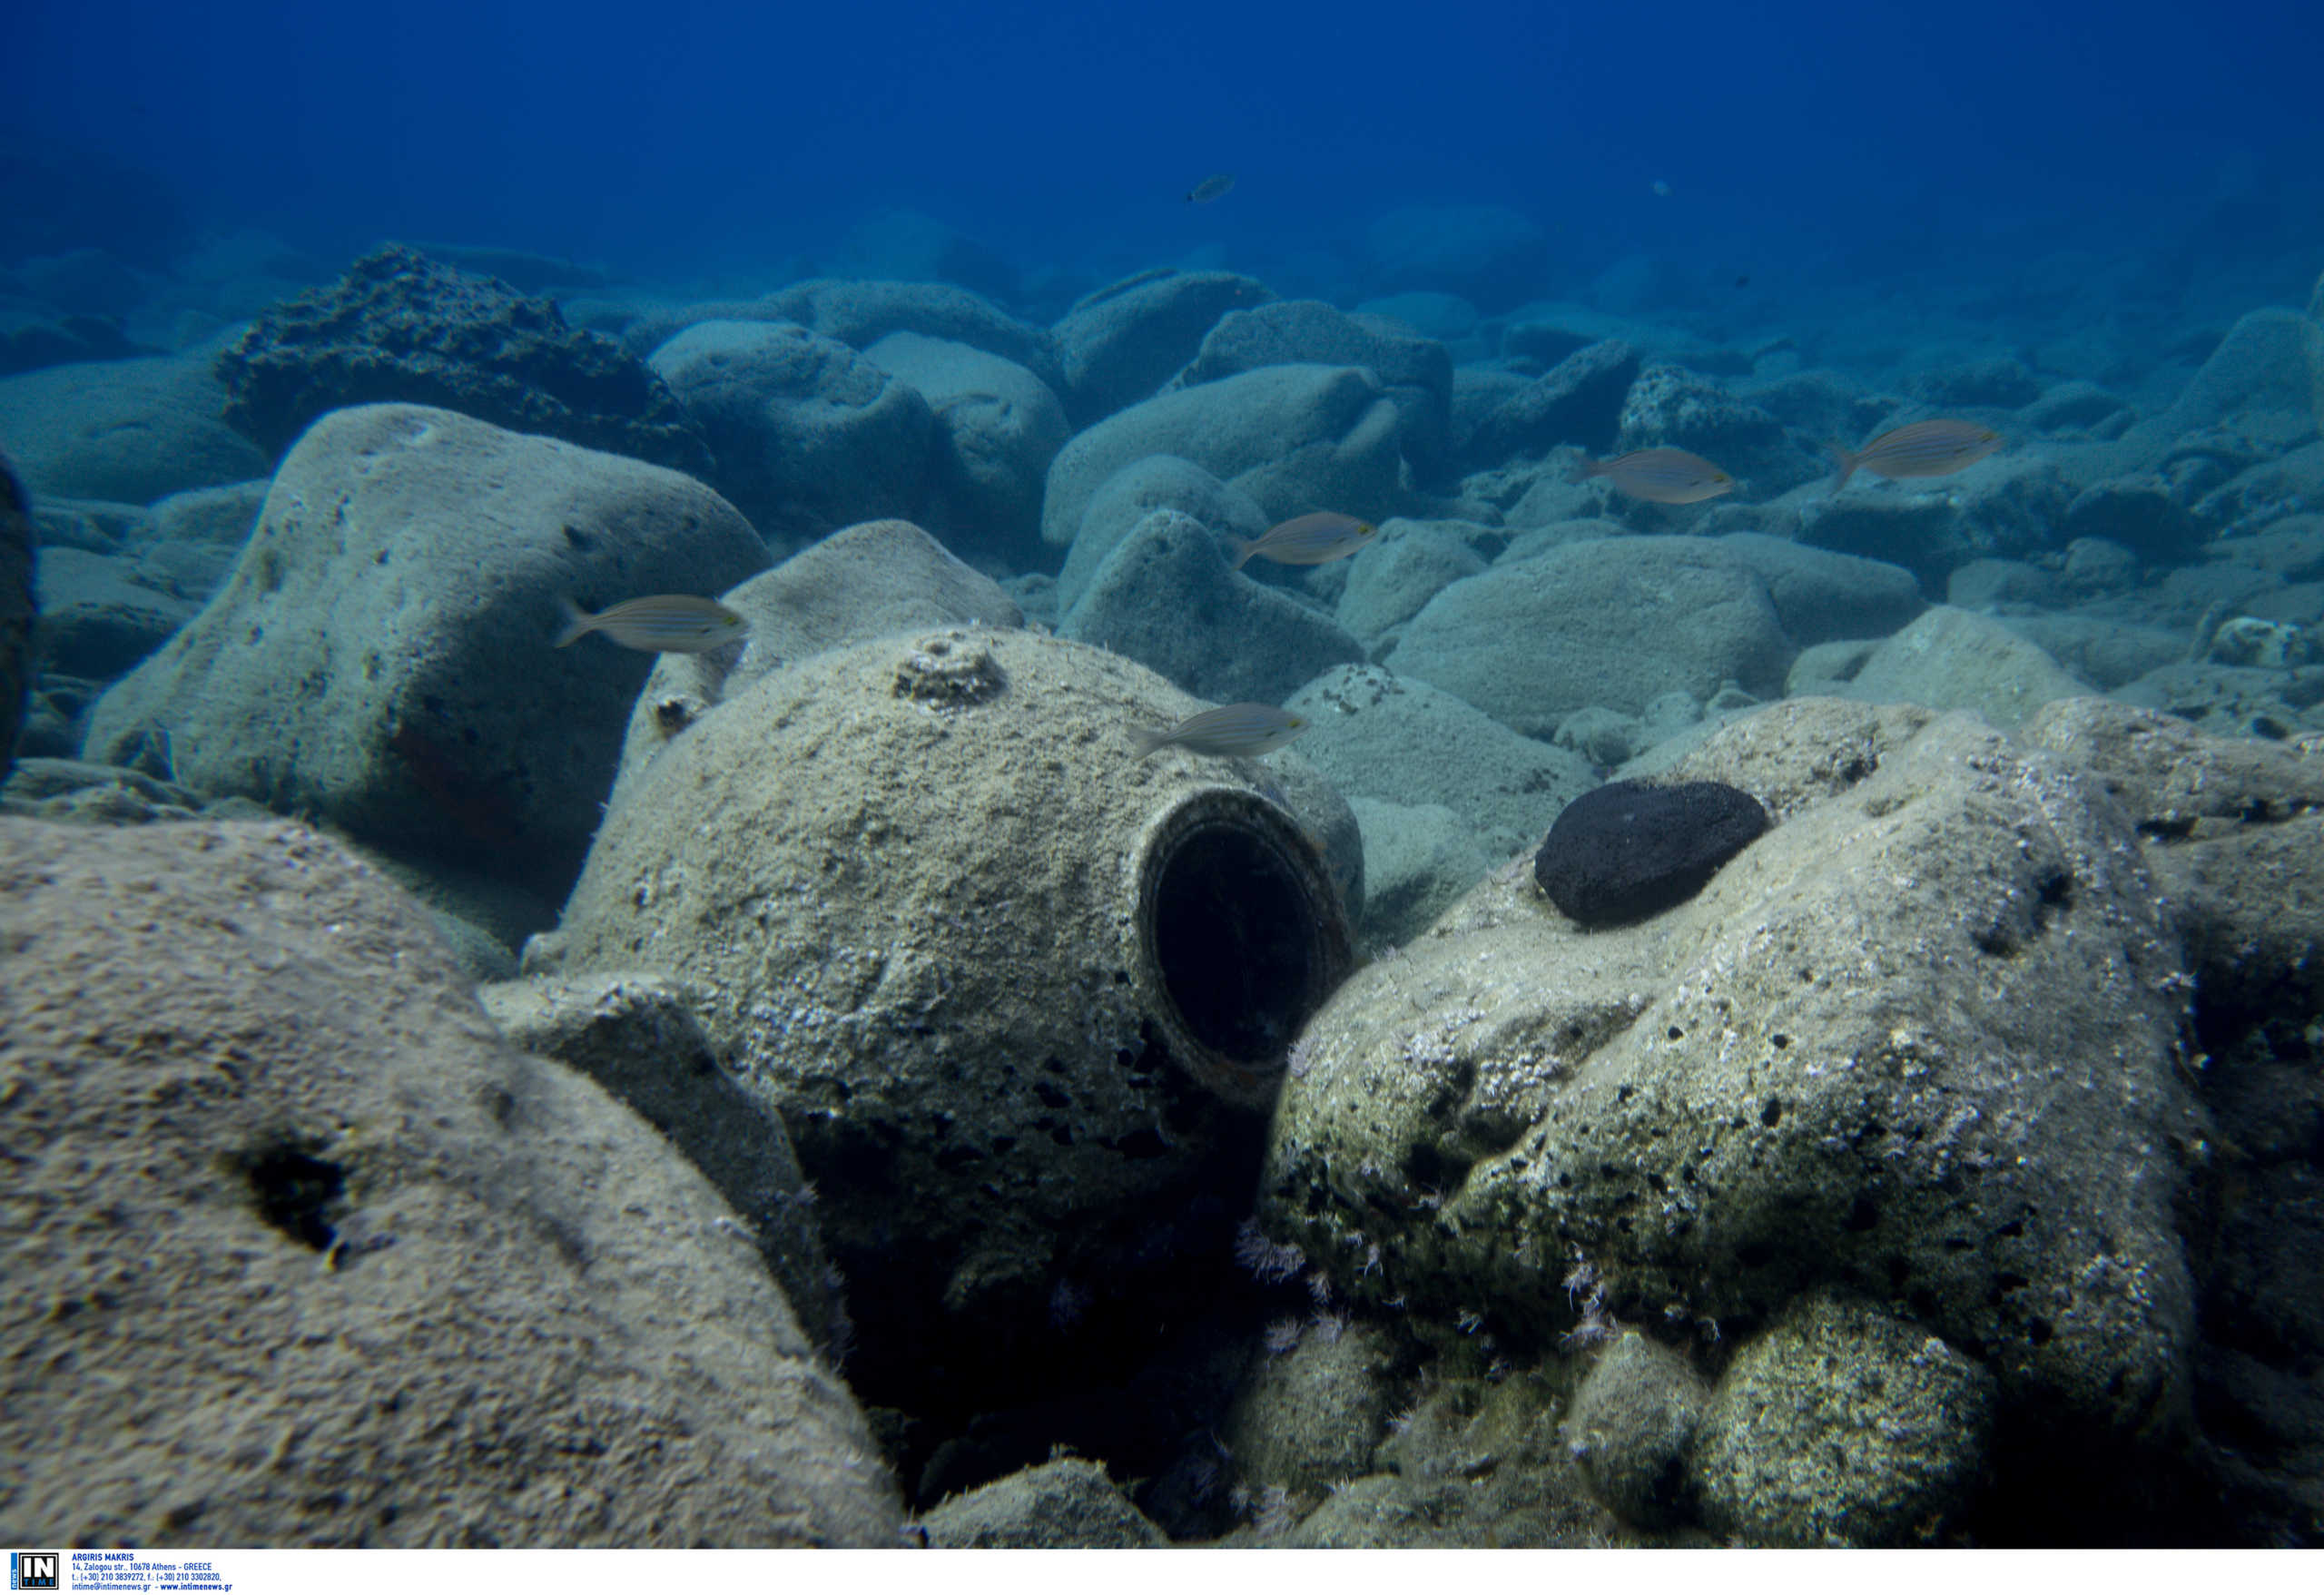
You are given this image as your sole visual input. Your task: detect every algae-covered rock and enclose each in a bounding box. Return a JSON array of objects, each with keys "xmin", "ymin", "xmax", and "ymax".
[
  {"xmin": 1259, "ymin": 699, "xmax": 2202, "ymax": 1459},
  {"xmin": 553, "ymin": 627, "xmax": 1354, "ymax": 1414},
  {"xmin": 0, "ymin": 817, "xmax": 902, "ymax": 1547},
  {"xmin": 1223, "ymin": 1320, "xmax": 1400, "ymax": 1495},
  {"xmin": 1689, "ymin": 1294, "xmax": 1994, "ymax": 1546},
  {"xmin": 918, "ymin": 1457, "xmax": 1166, "ymax": 1548},
  {"xmin": 1562, "ymin": 1330, "xmax": 1712, "ymax": 1530},
  {"xmin": 84, "ymin": 403, "xmax": 769, "ymax": 902}
]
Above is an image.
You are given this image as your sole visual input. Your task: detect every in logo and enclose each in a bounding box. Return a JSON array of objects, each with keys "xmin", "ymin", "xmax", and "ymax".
[{"xmin": 9, "ymin": 1553, "xmax": 59, "ymax": 1592}]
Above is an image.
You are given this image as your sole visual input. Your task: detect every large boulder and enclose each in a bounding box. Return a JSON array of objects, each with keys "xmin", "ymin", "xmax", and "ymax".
[
  {"xmin": 1285, "ymin": 664, "xmax": 1595, "ymax": 858},
  {"xmin": 1051, "ymin": 269, "xmax": 1273, "ymax": 426},
  {"xmin": 1059, "ymin": 508, "xmax": 1365, "ymax": 706},
  {"xmin": 862, "ymin": 330, "xmax": 1068, "ymax": 562},
  {"xmin": 1055, "ymin": 455, "xmax": 1270, "ymax": 615},
  {"xmin": 1386, "ymin": 537, "xmax": 1795, "ymax": 734},
  {"xmin": 1460, "ymin": 340, "xmax": 1640, "ymax": 468},
  {"xmin": 648, "ymin": 319, "xmax": 935, "ymax": 542},
  {"xmin": 1168, "ymin": 300, "xmax": 1453, "ymax": 473},
  {"xmin": 83, "ymin": 404, "xmax": 769, "ymax": 902},
  {"xmin": 0, "ymin": 816, "xmax": 902, "ymax": 1547},
  {"xmin": 0, "ymin": 355, "xmax": 268, "ymax": 504},
  {"xmin": 763, "ymin": 278, "xmax": 1063, "ymax": 394},
  {"xmin": 1612, "ymin": 365, "xmax": 1822, "ymax": 498},
  {"xmin": 1827, "ymin": 606, "xmax": 2089, "ymax": 732},
  {"xmin": 214, "ymin": 244, "xmax": 710, "ymax": 477},
  {"xmin": 1039, "ymin": 364, "xmax": 1413, "ymax": 548},
  {"xmin": 1257, "ymin": 699, "xmax": 2205, "ymax": 1518}
]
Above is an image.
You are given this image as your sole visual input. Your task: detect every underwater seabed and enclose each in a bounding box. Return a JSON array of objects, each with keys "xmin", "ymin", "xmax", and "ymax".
[{"xmin": 1, "ymin": 237, "xmax": 2323, "ymax": 1548}]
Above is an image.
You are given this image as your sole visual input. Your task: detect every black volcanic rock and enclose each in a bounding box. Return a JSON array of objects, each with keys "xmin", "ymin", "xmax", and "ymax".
[
  {"xmin": 1533, "ymin": 778, "xmax": 1769, "ymax": 926},
  {"xmin": 216, "ymin": 244, "xmax": 713, "ymax": 478}
]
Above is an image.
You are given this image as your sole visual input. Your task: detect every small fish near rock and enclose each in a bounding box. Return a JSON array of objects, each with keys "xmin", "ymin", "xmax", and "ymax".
[
  {"xmin": 1231, "ymin": 511, "xmax": 1378, "ymax": 571},
  {"xmin": 1829, "ymin": 418, "xmax": 2004, "ymax": 492},
  {"xmin": 555, "ymin": 594, "xmax": 749, "ymax": 653},
  {"xmin": 1132, "ymin": 703, "xmax": 1310, "ymax": 759},
  {"xmin": 1533, "ymin": 778, "xmax": 1770, "ymax": 927},
  {"xmin": 1570, "ymin": 448, "xmax": 1735, "ymax": 505}
]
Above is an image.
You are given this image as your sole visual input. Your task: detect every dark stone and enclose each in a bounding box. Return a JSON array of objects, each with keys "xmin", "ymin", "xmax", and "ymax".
[
  {"xmin": 1533, "ymin": 778, "xmax": 1769, "ymax": 926},
  {"xmin": 0, "ymin": 312, "xmax": 152, "ymax": 378},
  {"xmin": 214, "ymin": 244, "xmax": 713, "ymax": 477},
  {"xmin": 0, "ymin": 451, "xmax": 31, "ymax": 781}
]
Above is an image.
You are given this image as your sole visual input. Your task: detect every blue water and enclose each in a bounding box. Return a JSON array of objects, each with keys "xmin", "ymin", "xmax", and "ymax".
[{"xmin": 12, "ymin": 0, "xmax": 2321, "ymax": 301}]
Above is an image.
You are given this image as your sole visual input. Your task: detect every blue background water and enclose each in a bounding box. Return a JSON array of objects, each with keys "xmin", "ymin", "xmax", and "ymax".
[{"xmin": 11, "ymin": 0, "xmax": 2322, "ymax": 300}]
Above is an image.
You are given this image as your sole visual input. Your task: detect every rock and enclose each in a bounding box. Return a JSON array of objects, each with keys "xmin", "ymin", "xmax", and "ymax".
[
  {"xmin": 551, "ymin": 628, "xmax": 1354, "ymax": 1416},
  {"xmin": 1039, "ymin": 364, "xmax": 1413, "ymax": 548},
  {"xmin": 1055, "ymin": 455, "xmax": 1269, "ymax": 615},
  {"xmin": 824, "ymin": 208, "xmax": 1019, "ymax": 301},
  {"xmin": 1563, "ymin": 1331, "xmax": 1713, "ymax": 1530},
  {"xmin": 1614, "ymin": 365, "xmax": 1820, "ymax": 497},
  {"xmin": 1334, "ymin": 518, "xmax": 1490, "ymax": 649},
  {"xmin": 476, "ymin": 970, "xmax": 849, "ymax": 1360},
  {"xmin": 763, "ymin": 278, "xmax": 1063, "ymax": 394},
  {"xmin": 1386, "ymin": 537, "xmax": 1794, "ymax": 734},
  {"xmin": 862, "ymin": 332, "xmax": 1068, "ymax": 563},
  {"xmin": 1170, "ymin": 300, "xmax": 1453, "ymax": 472},
  {"xmin": 1712, "ymin": 533, "xmax": 1924, "ymax": 645},
  {"xmin": 2058, "ymin": 535, "xmax": 2142, "ymax": 596},
  {"xmin": 1690, "ymin": 1295, "xmax": 1994, "ymax": 1546},
  {"xmin": 5, "ymin": 246, "xmax": 149, "ymax": 318},
  {"xmin": 2001, "ymin": 614, "xmax": 2183, "ymax": 690},
  {"xmin": 1532, "ymin": 778, "xmax": 1769, "ymax": 926},
  {"xmin": 1791, "ymin": 492, "xmax": 1967, "ymax": 590},
  {"xmin": 147, "ymin": 479, "xmax": 267, "ymax": 547},
  {"xmin": 2063, "ymin": 475, "xmax": 2204, "ymax": 563},
  {"xmin": 2207, "ymin": 516, "xmax": 2324, "ymax": 583},
  {"xmin": 1223, "ymin": 1320, "xmax": 1399, "ymax": 1493},
  {"xmin": 2014, "ymin": 696, "xmax": 2324, "ymax": 835},
  {"xmin": 1354, "ymin": 290, "xmax": 1480, "ymax": 344},
  {"xmin": 0, "ymin": 308, "xmax": 149, "ymax": 378},
  {"xmin": 84, "ymin": 404, "xmax": 769, "ymax": 904},
  {"xmin": 0, "ymin": 816, "xmax": 903, "ymax": 1547},
  {"xmin": 1285, "ymin": 665, "xmax": 1596, "ymax": 859},
  {"xmin": 2193, "ymin": 440, "xmax": 2324, "ymax": 537},
  {"xmin": 1, "ymin": 453, "xmax": 30, "ymax": 778},
  {"xmin": 1059, "ymin": 508, "xmax": 1364, "ymax": 706},
  {"xmin": 918, "ymin": 1458, "xmax": 1165, "ymax": 1549},
  {"xmin": 0, "ymin": 356, "xmax": 269, "ymax": 504},
  {"xmin": 1364, "ymin": 205, "xmax": 1550, "ymax": 311},
  {"xmin": 2124, "ymin": 307, "xmax": 2324, "ymax": 458},
  {"xmin": 1502, "ymin": 321, "xmax": 1592, "ymax": 366},
  {"xmin": 1051, "ymin": 269, "xmax": 1273, "ymax": 425},
  {"xmin": 648, "ymin": 319, "xmax": 935, "ymax": 542},
  {"xmin": 2020, "ymin": 380, "xmax": 2132, "ymax": 436},
  {"xmin": 1829, "ymin": 606, "xmax": 2089, "ymax": 731},
  {"xmin": 1259, "ymin": 699, "xmax": 2204, "ymax": 1476},
  {"xmin": 1906, "ymin": 357, "xmax": 2041, "ymax": 409},
  {"xmin": 608, "ymin": 517, "xmax": 1021, "ymax": 813},
  {"xmin": 215, "ymin": 245, "xmax": 710, "ymax": 477},
  {"xmin": 2112, "ymin": 661, "xmax": 2321, "ymax": 741},
  {"xmin": 1462, "ymin": 340, "xmax": 1640, "ymax": 468},
  {"xmin": 1946, "ymin": 558, "xmax": 2058, "ymax": 609},
  {"xmin": 29, "ymin": 546, "xmax": 195, "ymax": 679},
  {"xmin": 1344, "ymin": 796, "xmax": 1495, "ymax": 949}
]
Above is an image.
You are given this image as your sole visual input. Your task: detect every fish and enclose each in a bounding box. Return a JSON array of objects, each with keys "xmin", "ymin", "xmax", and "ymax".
[
  {"xmin": 1185, "ymin": 174, "xmax": 1236, "ymax": 204},
  {"xmin": 1650, "ymin": 179, "xmax": 1673, "ymax": 198},
  {"xmin": 1830, "ymin": 419, "xmax": 2004, "ymax": 491},
  {"xmin": 1133, "ymin": 704, "xmax": 1310, "ymax": 759},
  {"xmin": 1232, "ymin": 512, "xmax": 1378, "ymax": 571},
  {"xmin": 554, "ymin": 594, "xmax": 749, "ymax": 653},
  {"xmin": 1570, "ymin": 448, "xmax": 1735, "ymax": 505}
]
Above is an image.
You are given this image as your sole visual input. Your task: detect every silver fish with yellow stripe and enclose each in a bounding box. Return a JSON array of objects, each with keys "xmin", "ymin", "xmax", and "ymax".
[
  {"xmin": 555, "ymin": 594, "xmax": 749, "ymax": 653},
  {"xmin": 1570, "ymin": 448, "xmax": 1735, "ymax": 505},
  {"xmin": 1133, "ymin": 703, "xmax": 1311, "ymax": 759},
  {"xmin": 1830, "ymin": 419, "xmax": 2004, "ymax": 491},
  {"xmin": 1232, "ymin": 512, "xmax": 1378, "ymax": 571}
]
